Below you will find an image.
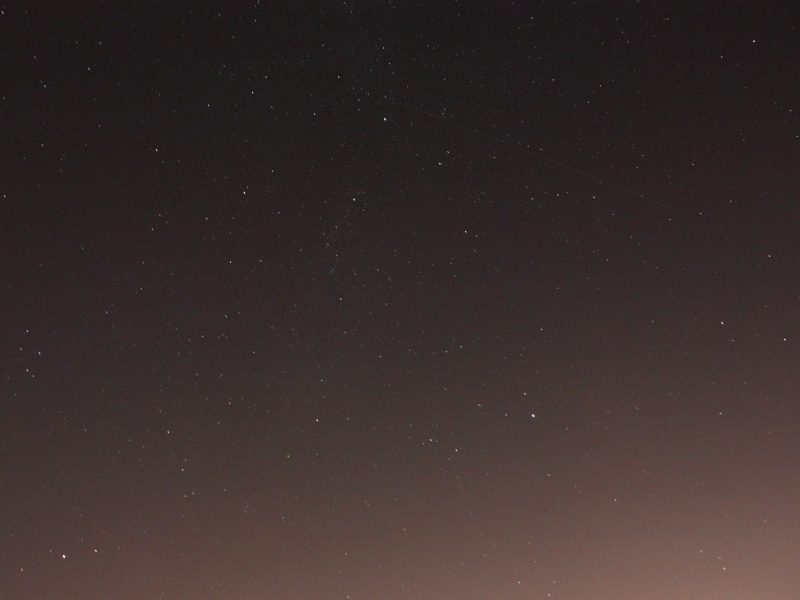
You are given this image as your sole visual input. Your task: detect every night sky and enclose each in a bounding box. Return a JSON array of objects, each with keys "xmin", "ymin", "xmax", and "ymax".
[{"xmin": 2, "ymin": 3, "xmax": 799, "ymax": 599}]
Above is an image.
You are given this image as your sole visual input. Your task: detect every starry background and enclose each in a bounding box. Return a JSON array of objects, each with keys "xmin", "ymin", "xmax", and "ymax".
[{"xmin": 2, "ymin": 2, "xmax": 799, "ymax": 599}]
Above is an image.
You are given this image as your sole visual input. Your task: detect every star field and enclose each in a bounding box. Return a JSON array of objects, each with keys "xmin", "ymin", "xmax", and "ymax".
[{"xmin": 1, "ymin": 3, "xmax": 799, "ymax": 599}]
